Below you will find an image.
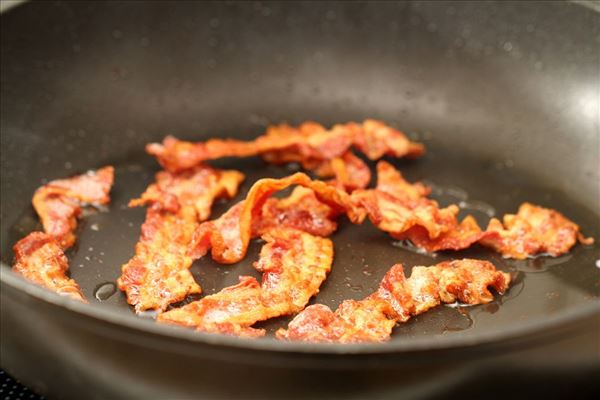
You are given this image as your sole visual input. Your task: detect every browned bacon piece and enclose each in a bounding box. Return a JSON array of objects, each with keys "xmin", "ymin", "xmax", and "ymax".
[
  {"xmin": 118, "ymin": 166, "xmax": 245, "ymax": 312},
  {"xmin": 374, "ymin": 160, "xmax": 430, "ymax": 200},
  {"xmin": 32, "ymin": 166, "xmax": 114, "ymax": 249},
  {"xmin": 253, "ymin": 186, "xmax": 339, "ymax": 237},
  {"xmin": 351, "ymin": 162, "xmax": 461, "ymax": 240},
  {"xmin": 158, "ymin": 228, "xmax": 333, "ymax": 336},
  {"xmin": 351, "ymin": 161, "xmax": 491, "ymax": 252},
  {"xmin": 129, "ymin": 166, "xmax": 244, "ymax": 219},
  {"xmin": 394, "ymin": 216, "xmax": 488, "ymax": 252},
  {"xmin": 12, "ymin": 232, "xmax": 86, "ymax": 302},
  {"xmin": 189, "ymin": 172, "xmax": 362, "ymax": 264},
  {"xmin": 355, "ymin": 162, "xmax": 593, "ymax": 257},
  {"xmin": 480, "ymin": 202, "xmax": 594, "ymax": 259},
  {"xmin": 146, "ymin": 120, "xmax": 424, "ymax": 178},
  {"xmin": 117, "ymin": 206, "xmax": 201, "ymax": 312},
  {"xmin": 352, "ymin": 119, "xmax": 425, "ymax": 160},
  {"xmin": 311, "ymin": 152, "xmax": 372, "ymax": 191},
  {"xmin": 276, "ymin": 259, "xmax": 511, "ymax": 343}
]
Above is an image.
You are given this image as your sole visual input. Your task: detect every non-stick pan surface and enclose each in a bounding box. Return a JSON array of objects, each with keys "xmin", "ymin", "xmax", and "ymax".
[{"xmin": 1, "ymin": 1, "xmax": 599, "ymax": 398}]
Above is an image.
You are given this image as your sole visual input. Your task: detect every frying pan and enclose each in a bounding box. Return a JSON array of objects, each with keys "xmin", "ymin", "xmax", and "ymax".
[{"xmin": 1, "ymin": 1, "xmax": 599, "ymax": 398}]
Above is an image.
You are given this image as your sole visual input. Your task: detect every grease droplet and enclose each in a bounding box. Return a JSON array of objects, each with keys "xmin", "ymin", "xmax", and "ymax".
[
  {"xmin": 94, "ymin": 282, "xmax": 116, "ymax": 301},
  {"xmin": 508, "ymin": 253, "xmax": 572, "ymax": 273},
  {"xmin": 458, "ymin": 200, "xmax": 496, "ymax": 217}
]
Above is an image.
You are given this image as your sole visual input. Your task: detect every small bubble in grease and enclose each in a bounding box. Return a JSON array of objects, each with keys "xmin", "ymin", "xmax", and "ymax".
[
  {"xmin": 458, "ymin": 200, "xmax": 496, "ymax": 218},
  {"xmin": 595, "ymin": 259, "xmax": 600, "ymax": 269},
  {"xmin": 90, "ymin": 223, "xmax": 100, "ymax": 231},
  {"xmin": 507, "ymin": 253, "xmax": 572, "ymax": 273},
  {"xmin": 94, "ymin": 282, "xmax": 117, "ymax": 301}
]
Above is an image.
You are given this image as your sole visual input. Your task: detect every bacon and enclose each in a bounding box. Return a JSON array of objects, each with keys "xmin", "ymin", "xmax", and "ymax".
[
  {"xmin": 145, "ymin": 136, "xmax": 258, "ymax": 173},
  {"xmin": 311, "ymin": 152, "xmax": 372, "ymax": 191},
  {"xmin": 374, "ymin": 160, "xmax": 430, "ymax": 200},
  {"xmin": 12, "ymin": 232, "xmax": 86, "ymax": 302},
  {"xmin": 350, "ymin": 161, "xmax": 464, "ymax": 241},
  {"xmin": 129, "ymin": 166, "xmax": 244, "ymax": 220},
  {"xmin": 117, "ymin": 206, "xmax": 201, "ymax": 312},
  {"xmin": 32, "ymin": 166, "xmax": 114, "ymax": 249},
  {"xmin": 394, "ymin": 216, "xmax": 488, "ymax": 252},
  {"xmin": 352, "ymin": 189, "xmax": 460, "ymax": 240},
  {"xmin": 189, "ymin": 172, "xmax": 361, "ymax": 264},
  {"xmin": 352, "ymin": 119, "xmax": 425, "ymax": 160},
  {"xmin": 364, "ymin": 163, "xmax": 593, "ymax": 257},
  {"xmin": 480, "ymin": 202, "xmax": 594, "ymax": 259},
  {"xmin": 158, "ymin": 228, "xmax": 333, "ymax": 336},
  {"xmin": 259, "ymin": 122, "xmax": 355, "ymax": 168},
  {"xmin": 118, "ymin": 166, "xmax": 244, "ymax": 312},
  {"xmin": 253, "ymin": 186, "xmax": 339, "ymax": 237},
  {"xmin": 277, "ymin": 259, "xmax": 510, "ymax": 343},
  {"xmin": 146, "ymin": 120, "xmax": 424, "ymax": 177},
  {"xmin": 351, "ymin": 162, "xmax": 595, "ymax": 257}
]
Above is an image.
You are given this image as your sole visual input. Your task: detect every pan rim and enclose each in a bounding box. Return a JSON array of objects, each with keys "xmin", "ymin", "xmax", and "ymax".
[{"xmin": 2, "ymin": 262, "xmax": 599, "ymax": 355}]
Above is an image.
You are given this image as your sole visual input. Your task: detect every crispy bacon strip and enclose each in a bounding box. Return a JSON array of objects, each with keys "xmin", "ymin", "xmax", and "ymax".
[
  {"xmin": 190, "ymin": 172, "xmax": 362, "ymax": 264},
  {"xmin": 118, "ymin": 166, "xmax": 244, "ymax": 312},
  {"xmin": 277, "ymin": 259, "xmax": 510, "ymax": 343},
  {"xmin": 12, "ymin": 232, "xmax": 86, "ymax": 302},
  {"xmin": 32, "ymin": 166, "xmax": 114, "ymax": 249},
  {"xmin": 259, "ymin": 121, "xmax": 354, "ymax": 165},
  {"xmin": 352, "ymin": 119, "xmax": 424, "ymax": 160},
  {"xmin": 351, "ymin": 162, "xmax": 461, "ymax": 240},
  {"xmin": 394, "ymin": 216, "xmax": 488, "ymax": 252},
  {"xmin": 253, "ymin": 186, "xmax": 339, "ymax": 237},
  {"xmin": 480, "ymin": 203, "xmax": 594, "ymax": 259},
  {"xmin": 311, "ymin": 152, "xmax": 372, "ymax": 191},
  {"xmin": 129, "ymin": 166, "xmax": 244, "ymax": 219},
  {"xmin": 374, "ymin": 160, "xmax": 430, "ymax": 200},
  {"xmin": 146, "ymin": 120, "xmax": 424, "ymax": 176},
  {"xmin": 353, "ymin": 162, "xmax": 593, "ymax": 258},
  {"xmin": 117, "ymin": 206, "xmax": 201, "ymax": 312},
  {"xmin": 158, "ymin": 228, "xmax": 333, "ymax": 336}
]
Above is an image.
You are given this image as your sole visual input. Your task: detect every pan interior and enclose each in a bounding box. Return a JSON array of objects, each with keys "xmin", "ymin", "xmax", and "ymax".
[
  {"xmin": 3, "ymin": 142, "xmax": 599, "ymax": 345},
  {"xmin": 1, "ymin": 0, "xmax": 599, "ymax": 350}
]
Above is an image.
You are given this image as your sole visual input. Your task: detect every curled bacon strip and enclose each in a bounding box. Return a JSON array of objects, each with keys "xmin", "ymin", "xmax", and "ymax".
[
  {"xmin": 32, "ymin": 166, "xmax": 114, "ymax": 249},
  {"xmin": 146, "ymin": 120, "xmax": 423, "ymax": 189},
  {"xmin": 480, "ymin": 203, "xmax": 594, "ymax": 259},
  {"xmin": 13, "ymin": 167, "xmax": 115, "ymax": 301},
  {"xmin": 117, "ymin": 207, "xmax": 202, "ymax": 313},
  {"xmin": 351, "ymin": 161, "xmax": 464, "ymax": 241},
  {"xmin": 353, "ymin": 162, "xmax": 592, "ymax": 258},
  {"xmin": 254, "ymin": 186, "xmax": 339, "ymax": 237},
  {"xmin": 311, "ymin": 152, "xmax": 372, "ymax": 191},
  {"xmin": 190, "ymin": 172, "xmax": 362, "ymax": 264},
  {"xmin": 118, "ymin": 166, "xmax": 244, "ymax": 312},
  {"xmin": 13, "ymin": 232, "xmax": 86, "ymax": 302},
  {"xmin": 277, "ymin": 259, "xmax": 511, "ymax": 343},
  {"xmin": 129, "ymin": 166, "xmax": 244, "ymax": 219},
  {"xmin": 158, "ymin": 228, "xmax": 333, "ymax": 337}
]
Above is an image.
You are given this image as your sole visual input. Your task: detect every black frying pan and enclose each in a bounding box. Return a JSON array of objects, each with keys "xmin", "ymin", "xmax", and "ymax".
[{"xmin": 1, "ymin": 1, "xmax": 599, "ymax": 399}]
